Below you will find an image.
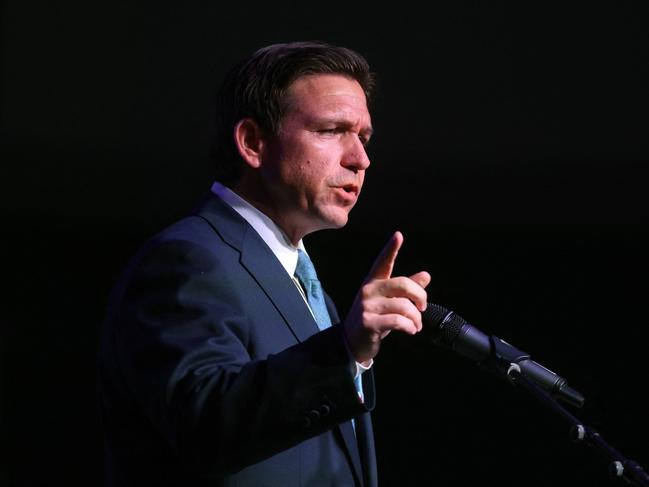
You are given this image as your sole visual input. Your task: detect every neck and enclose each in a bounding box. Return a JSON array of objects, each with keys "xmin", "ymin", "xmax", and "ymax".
[{"xmin": 229, "ymin": 179, "xmax": 306, "ymax": 246}]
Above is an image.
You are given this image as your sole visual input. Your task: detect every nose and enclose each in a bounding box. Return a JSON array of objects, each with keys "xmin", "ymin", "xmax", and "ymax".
[{"xmin": 341, "ymin": 134, "xmax": 371, "ymax": 172}]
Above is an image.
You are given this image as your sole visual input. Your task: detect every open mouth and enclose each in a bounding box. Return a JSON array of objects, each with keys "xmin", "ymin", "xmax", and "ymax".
[{"xmin": 341, "ymin": 184, "xmax": 357, "ymax": 194}]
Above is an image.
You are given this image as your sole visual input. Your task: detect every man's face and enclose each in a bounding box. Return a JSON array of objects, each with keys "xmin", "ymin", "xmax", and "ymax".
[{"xmin": 261, "ymin": 74, "xmax": 372, "ymax": 242}]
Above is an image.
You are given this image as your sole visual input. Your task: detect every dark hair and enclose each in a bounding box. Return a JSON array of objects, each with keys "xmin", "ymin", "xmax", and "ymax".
[{"xmin": 210, "ymin": 41, "xmax": 376, "ymax": 184}]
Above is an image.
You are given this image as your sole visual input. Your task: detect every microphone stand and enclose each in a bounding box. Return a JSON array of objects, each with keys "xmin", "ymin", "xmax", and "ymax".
[{"xmin": 503, "ymin": 364, "xmax": 649, "ymax": 486}]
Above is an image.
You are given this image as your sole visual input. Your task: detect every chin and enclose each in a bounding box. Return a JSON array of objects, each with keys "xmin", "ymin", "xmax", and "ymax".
[
  {"xmin": 307, "ymin": 204, "xmax": 353, "ymax": 233},
  {"xmin": 320, "ymin": 209, "xmax": 350, "ymax": 229}
]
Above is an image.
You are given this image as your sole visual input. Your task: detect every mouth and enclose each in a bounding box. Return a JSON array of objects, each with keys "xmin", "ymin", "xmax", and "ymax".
[
  {"xmin": 332, "ymin": 184, "xmax": 359, "ymax": 205},
  {"xmin": 339, "ymin": 183, "xmax": 359, "ymax": 195}
]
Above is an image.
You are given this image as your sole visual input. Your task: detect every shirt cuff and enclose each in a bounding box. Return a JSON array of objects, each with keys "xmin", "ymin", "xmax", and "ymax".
[
  {"xmin": 353, "ymin": 358, "xmax": 373, "ymax": 379},
  {"xmin": 340, "ymin": 329, "xmax": 373, "ymax": 379}
]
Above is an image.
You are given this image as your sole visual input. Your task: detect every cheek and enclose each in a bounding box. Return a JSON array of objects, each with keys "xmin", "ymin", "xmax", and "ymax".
[
  {"xmin": 298, "ymin": 158, "xmax": 331, "ymax": 185},
  {"xmin": 280, "ymin": 136, "xmax": 337, "ymax": 191}
]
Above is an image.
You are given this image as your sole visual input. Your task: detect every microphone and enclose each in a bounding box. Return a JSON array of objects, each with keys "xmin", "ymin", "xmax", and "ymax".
[{"xmin": 422, "ymin": 302, "xmax": 585, "ymax": 407}]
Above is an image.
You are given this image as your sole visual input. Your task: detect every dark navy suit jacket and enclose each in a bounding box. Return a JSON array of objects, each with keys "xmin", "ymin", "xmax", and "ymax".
[{"xmin": 98, "ymin": 191, "xmax": 378, "ymax": 486}]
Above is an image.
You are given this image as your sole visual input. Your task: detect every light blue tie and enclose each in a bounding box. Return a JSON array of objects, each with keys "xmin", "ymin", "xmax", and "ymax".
[
  {"xmin": 295, "ymin": 250, "xmax": 363, "ymax": 430},
  {"xmin": 294, "ymin": 249, "xmax": 332, "ymax": 331}
]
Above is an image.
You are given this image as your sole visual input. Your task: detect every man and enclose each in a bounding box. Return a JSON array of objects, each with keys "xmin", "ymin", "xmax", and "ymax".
[{"xmin": 98, "ymin": 41, "xmax": 431, "ymax": 486}]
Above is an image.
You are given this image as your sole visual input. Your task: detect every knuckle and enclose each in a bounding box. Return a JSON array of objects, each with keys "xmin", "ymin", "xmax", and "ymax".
[
  {"xmin": 395, "ymin": 276, "xmax": 409, "ymax": 291},
  {"xmin": 417, "ymin": 286, "xmax": 428, "ymax": 300},
  {"xmin": 399, "ymin": 297, "xmax": 416, "ymax": 313},
  {"xmin": 412, "ymin": 311, "xmax": 423, "ymax": 326},
  {"xmin": 397, "ymin": 314, "xmax": 412, "ymax": 329},
  {"xmin": 406, "ymin": 311, "xmax": 419, "ymax": 326},
  {"xmin": 361, "ymin": 283, "xmax": 375, "ymax": 300},
  {"xmin": 361, "ymin": 311, "xmax": 372, "ymax": 324}
]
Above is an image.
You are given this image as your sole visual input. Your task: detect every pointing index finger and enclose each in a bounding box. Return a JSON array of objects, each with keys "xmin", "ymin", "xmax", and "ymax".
[{"xmin": 366, "ymin": 231, "xmax": 403, "ymax": 281}]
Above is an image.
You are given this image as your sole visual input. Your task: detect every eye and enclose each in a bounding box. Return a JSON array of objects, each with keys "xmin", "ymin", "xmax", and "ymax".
[{"xmin": 318, "ymin": 128, "xmax": 339, "ymax": 135}]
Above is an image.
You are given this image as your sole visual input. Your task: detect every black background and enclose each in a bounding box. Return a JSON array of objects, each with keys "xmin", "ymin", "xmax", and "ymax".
[{"xmin": 2, "ymin": 2, "xmax": 648, "ymax": 486}]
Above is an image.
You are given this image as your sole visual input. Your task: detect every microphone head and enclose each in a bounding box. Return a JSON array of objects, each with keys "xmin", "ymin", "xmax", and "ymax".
[{"xmin": 423, "ymin": 303, "xmax": 469, "ymax": 346}]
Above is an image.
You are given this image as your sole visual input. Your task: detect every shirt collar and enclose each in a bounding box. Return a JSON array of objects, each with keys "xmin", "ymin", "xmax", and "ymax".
[{"xmin": 211, "ymin": 181, "xmax": 304, "ymax": 276}]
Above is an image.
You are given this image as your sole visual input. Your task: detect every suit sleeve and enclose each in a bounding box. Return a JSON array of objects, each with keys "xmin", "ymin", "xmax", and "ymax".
[{"xmin": 109, "ymin": 235, "xmax": 371, "ymax": 475}]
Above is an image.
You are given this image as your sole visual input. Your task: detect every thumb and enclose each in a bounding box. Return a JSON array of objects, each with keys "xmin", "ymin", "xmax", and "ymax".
[{"xmin": 366, "ymin": 231, "xmax": 403, "ymax": 281}]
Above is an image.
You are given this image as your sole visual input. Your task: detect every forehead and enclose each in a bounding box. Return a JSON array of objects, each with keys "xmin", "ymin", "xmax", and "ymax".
[{"xmin": 284, "ymin": 74, "xmax": 370, "ymax": 120}]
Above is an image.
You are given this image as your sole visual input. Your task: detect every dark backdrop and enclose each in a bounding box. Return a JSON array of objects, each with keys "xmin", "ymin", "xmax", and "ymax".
[{"xmin": 2, "ymin": 2, "xmax": 647, "ymax": 486}]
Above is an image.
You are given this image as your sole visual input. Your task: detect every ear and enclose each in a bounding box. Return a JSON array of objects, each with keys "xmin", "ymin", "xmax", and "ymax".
[{"xmin": 234, "ymin": 118, "xmax": 266, "ymax": 169}]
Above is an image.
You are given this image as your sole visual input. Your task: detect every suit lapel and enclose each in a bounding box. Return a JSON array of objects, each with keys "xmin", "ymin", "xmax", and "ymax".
[
  {"xmin": 194, "ymin": 191, "xmax": 319, "ymax": 343},
  {"xmin": 239, "ymin": 226, "xmax": 319, "ymax": 342}
]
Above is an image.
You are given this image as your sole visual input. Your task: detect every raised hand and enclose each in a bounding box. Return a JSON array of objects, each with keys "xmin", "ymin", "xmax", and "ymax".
[{"xmin": 343, "ymin": 231, "xmax": 431, "ymax": 363}]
